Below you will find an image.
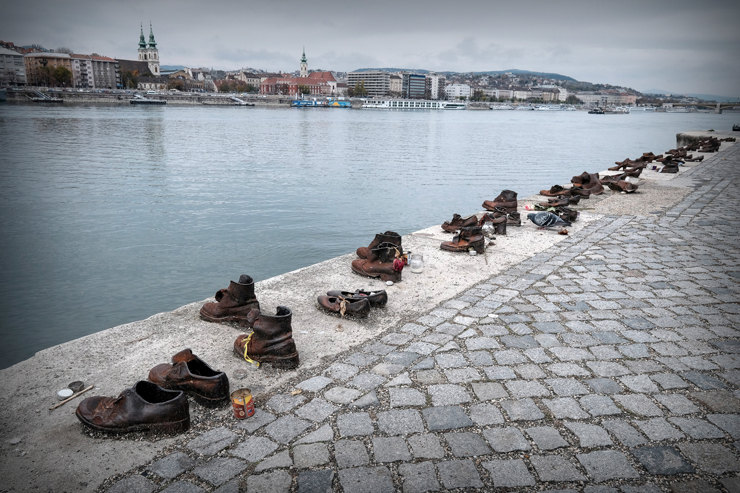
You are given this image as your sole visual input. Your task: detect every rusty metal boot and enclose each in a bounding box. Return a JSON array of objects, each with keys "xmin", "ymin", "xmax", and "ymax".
[
  {"xmin": 356, "ymin": 231, "xmax": 402, "ymax": 259},
  {"xmin": 233, "ymin": 307, "xmax": 299, "ymax": 370},
  {"xmin": 479, "ymin": 213, "xmax": 507, "ymax": 235},
  {"xmin": 440, "ymin": 225, "xmax": 485, "ymax": 254},
  {"xmin": 482, "ymin": 189, "xmax": 517, "ymax": 213},
  {"xmin": 199, "ymin": 274, "xmax": 260, "ymax": 326}
]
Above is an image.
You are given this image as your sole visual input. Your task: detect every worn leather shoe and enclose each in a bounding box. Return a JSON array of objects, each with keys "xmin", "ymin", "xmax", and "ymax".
[
  {"xmin": 148, "ymin": 349, "xmax": 229, "ymax": 406},
  {"xmin": 76, "ymin": 381, "xmax": 189, "ymax": 434},
  {"xmin": 326, "ymin": 289, "xmax": 388, "ymax": 307},
  {"xmin": 200, "ymin": 274, "xmax": 260, "ymax": 326},
  {"xmin": 317, "ymin": 295, "xmax": 371, "ymax": 318}
]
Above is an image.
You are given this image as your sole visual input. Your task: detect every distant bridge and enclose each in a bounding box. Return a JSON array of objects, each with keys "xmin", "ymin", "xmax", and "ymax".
[{"xmin": 665, "ymin": 102, "xmax": 740, "ymax": 113}]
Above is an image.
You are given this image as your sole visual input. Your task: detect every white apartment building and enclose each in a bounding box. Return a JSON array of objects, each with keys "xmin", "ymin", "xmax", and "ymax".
[
  {"xmin": 445, "ymin": 83, "xmax": 471, "ymax": 100},
  {"xmin": 0, "ymin": 46, "xmax": 27, "ymax": 85}
]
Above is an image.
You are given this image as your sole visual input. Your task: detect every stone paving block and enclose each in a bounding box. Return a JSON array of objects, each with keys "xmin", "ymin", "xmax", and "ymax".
[
  {"xmin": 484, "ymin": 365, "xmax": 517, "ymax": 380},
  {"xmin": 377, "ymin": 409, "xmax": 424, "ymax": 435},
  {"xmin": 107, "ymin": 475, "xmax": 156, "ymax": 493},
  {"xmin": 565, "ymin": 422, "xmax": 613, "ymax": 447},
  {"xmin": 297, "ymin": 375, "xmax": 333, "ymax": 392},
  {"xmin": 471, "ymin": 381, "xmax": 507, "ymax": 401},
  {"xmin": 265, "ymin": 415, "xmax": 312, "ymax": 443},
  {"xmin": 337, "ymin": 412, "xmax": 374, "ymax": 437},
  {"xmin": 683, "ymin": 371, "xmax": 727, "ymax": 390},
  {"xmin": 651, "ymin": 372, "xmax": 690, "ymax": 390},
  {"xmin": 613, "ymin": 394, "xmax": 663, "ymax": 416},
  {"xmin": 483, "ymin": 459, "xmax": 536, "ymax": 487},
  {"xmin": 482, "ymin": 426, "xmax": 531, "ymax": 452},
  {"xmin": 506, "ymin": 380, "xmax": 550, "ymax": 398},
  {"xmin": 235, "ymin": 407, "xmax": 276, "ymax": 432},
  {"xmin": 398, "ymin": 462, "xmax": 440, "ymax": 493},
  {"xmin": 406, "ymin": 341, "xmax": 439, "ymax": 356},
  {"xmin": 668, "ymin": 417, "xmax": 725, "ymax": 439},
  {"xmin": 148, "ymin": 452, "xmax": 196, "ymax": 480},
  {"xmin": 338, "ymin": 466, "xmax": 394, "ymax": 493},
  {"xmin": 408, "ymin": 433, "xmax": 445, "ymax": 459},
  {"xmin": 678, "ymin": 442, "xmax": 740, "ymax": 474},
  {"xmin": 349, "ymin": 372, "xmax": 387, "ymax": 390},
  {"xmin": 444, "ymin": 431, "xmax": 492, "ymax": 457},
  {"xmin": 588, "ymin": 361, "xmax": 632, "ymax": 377},
  {"xmin": 231, "ymin": 436, "xmax": 279, "ymax": 462},
  {"xmin": 159, "ymin": 481, "xmax": 205, "ymax": 493},
  {"xmin": 691, "ymin": 390, "xmax": 740, "ymax": 412},
  {"xmin": 444, "ymin": 367, "xmax": 483, "ymax": 383},
  {"xmin": 707, "ymin": 413, "xmax": 740, "ymax": 438},
  {"xmin": 335, "ymin": 439, "xmax": 370, "ymax": 468},
  {"xmin": 422, "ymin": 405, "xmax": 473, "ymax": 431},
  {"xmin": 294, "ymin": 398, "xmax": 338, "ymax": 422},
  {"xmin": 325, "ymin": 386, "xmax": 363, "ymax": 405},
  {"xmin": 580, "ymin": 394, "xmax": 621, "ymax": 416},
  {"xmin": 254, "ymin": 450, "xmax": 292, "ymax": 472},
  {"xmin": 266, "ymin": 393, "xmax": 306, "ymax": 413},
  {"xmin": 385, "ymin": 351, "xmax": 421, "ymax": 367},
  {"xmin": 401, "ymin": 322, "xmax": 430, "ymax": 335},
  {"xmin": 634, "ymin": 418, "xmax": 685, "ymax": 441},
  {"xmin": 524, "ymin": 347, "xmax": 553, "ymax": 363},
  {"xmin": 469, "ymin": 403, "xmax": 505, "ymax": 426},
  {"xmin": 632, "ymin": 446, "xmax": 695, "ymax": 475},
  {"xmin": 365, "ymin": 342, "xmax": 396, "ymax": 356},
  {"xmin": 548, "ymin": 362, "xmax": 592, "ymax": 377},
  {"xmin": 351, "ymin": 390, "xmax": 379, "ymax": 408},
  {"xmin": 466, "ymin": 350, "xmax": 494, "ymax": 366},
  {"xmin": 193, "ymin": 457, "xmax": 248, "ymax": 486},
  {"xmin": 525, "ymin": 426, "xmax": 569, "ymax": 450},
  {"xmin": 529, "ymin": 455, "xmax": 585, "ymax": 482},
  {"xmin": 620, "ymin": 375, "xmax": 660, "ymax": 393},
  {"xmin": 324, "ymin": 362, "xmax": 360, "ymax": 381},
  {"xmin": 624, "ymin": 359, "xmax": 665, "ymax": 374},
  {"xmin": 413, "ymin": 369, "xmax": 445, "ymax": 385},
  {"xmin": 437, "ymin": 459, "xmax": 484, "ymax": 489},
  {"xmin": 500, "ymin": 398, "xmax": 545, "ymax": 421},
  {"xmin": 428, "ymin": 383, "xmax": 472, "ymax": 405},
  {"xmin": 297, "ymin": 469, "xmax": 333, "ymax": 493},
  {"xmin": 372, "ymin": 436, "xmax": 412, "ymax": 463},
  {"xmin": 246, "ymin": 470, "xmax": 296, "ymax": 493},
  {"xmin": 577, "ymin": 450, "xmax": 639, "ymax": 482},
  {"xmin": 602, "ymin": 419, "xmax": 648, "ymax": 447},
  {"xmin": 586, "ymin": 377, "xmax": 622, "ymax": 394},
  {"xmin": 544, "ymin": 397, "xmax": 589, "ymax": 419},
  {"xmin": 668, "ymin": 479, "xmax": 722, "ymax": 493},
  {"xmin": 546, "ymin": 378, "xmax": 590, "ymax": 396},
  {"xmin": 293, "ymin": 442, "xmax": 330, "ymax": 468},
  {"xmin": 187, "ymin": 427, "xmax": 238, "ymax": 456},
  {"xmin": 371, "ymin": 362, "xmax": 405, "ymax": 376}
]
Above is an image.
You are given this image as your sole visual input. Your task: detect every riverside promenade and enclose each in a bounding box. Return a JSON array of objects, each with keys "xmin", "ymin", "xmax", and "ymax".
[{"xmin": 2, "ymin": 132, "xmax": 738, "ymax": 492}]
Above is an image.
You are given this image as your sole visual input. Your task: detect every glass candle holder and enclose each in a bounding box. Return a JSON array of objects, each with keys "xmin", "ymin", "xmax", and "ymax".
[{"xmin": 409, "ymin": 253, "xmax": 424, "ymax": 273}]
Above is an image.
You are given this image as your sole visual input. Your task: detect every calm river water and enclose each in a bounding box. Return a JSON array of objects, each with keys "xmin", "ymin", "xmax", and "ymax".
[{"xmin": 0, "ymin": 103, "xmax": 736, "ymax": 368}]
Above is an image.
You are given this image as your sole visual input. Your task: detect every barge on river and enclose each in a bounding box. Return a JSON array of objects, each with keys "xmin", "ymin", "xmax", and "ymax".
[
  {"xmin": 361, "ymin": 99, "xmax": 467, "ymax": 110},
  {"xmin": 130, "ymin": 94, "xmax": 166, "ymax": 105}
]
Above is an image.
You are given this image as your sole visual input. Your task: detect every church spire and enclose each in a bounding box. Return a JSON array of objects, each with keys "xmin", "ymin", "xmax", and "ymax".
[
  {"xmin": 139, "ymin": 24, "xmax": 147, "ymax": 49},
  {"xmin": 148, "ymin": 22, "xmax": 157, "ymax": 48},
  {"xmin": 300, "ymin": 47, "xmax": 308, "ymax": 78}
]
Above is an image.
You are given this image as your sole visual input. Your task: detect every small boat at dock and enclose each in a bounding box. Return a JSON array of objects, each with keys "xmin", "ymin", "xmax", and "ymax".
[{"xmin": 130, "ymin": 94, "xmax": 166, "ymax": 105}]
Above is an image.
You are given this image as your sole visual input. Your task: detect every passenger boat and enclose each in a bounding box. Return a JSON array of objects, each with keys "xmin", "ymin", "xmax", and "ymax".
[
  {"xmin": 361, "ymin": 99, "xmax": 466, "ymax": 110},
  {"xmin": 291, "ymin": 98, "xmax": 350, "ymax": 108},
  {"xmin": 588, "ymin": 107, "xmax": 605, "ymax": 114},
  {"xmin": 130, "ymin": 94, "xmax": 166, "ymax": 105}
]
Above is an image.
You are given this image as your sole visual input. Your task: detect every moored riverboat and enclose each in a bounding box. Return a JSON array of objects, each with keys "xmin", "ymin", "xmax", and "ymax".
[
  {"xmin": 130, "ymin": 94, "xmax": 166, "ymax": 105},
  {"xmin": 362, "ymin": 99, "xmax": 466, "ymax": 110}
]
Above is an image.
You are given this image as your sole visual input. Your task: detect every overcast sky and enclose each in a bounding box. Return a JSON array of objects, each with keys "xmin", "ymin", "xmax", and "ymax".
[{"xmin": 3, "ymin": 0, "xmax": 739, "ymax": 97}]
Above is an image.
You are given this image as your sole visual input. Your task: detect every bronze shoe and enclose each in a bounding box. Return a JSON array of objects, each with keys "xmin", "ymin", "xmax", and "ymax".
[
  {"xmin": 326, "ymin": 289, "xmax": 388, "ymax": 307},
  {"xmin": 440, "ymin": 226, "xmax": 485, "ymax": 253},
  {"xmin": 351, "ymin": 258, "xmax": 402, "ymax": 282},
  {"xmin": 233, "ymin": 307, "xmax": 299, "ymax": 370},
  {"xmin": 482, "ymin": 189, "xmax": 517, "ymax": 212},
  {"xmin": 75, "ymin": 381, "xmax": 189, "ymax": 434},
  {"xmin": 356, "ymin": 231, "xmax": 401, "ymax": 259},
  {"xmin": 317, "ymin": 295, "xmax": 370, "ymax": 318},
  {"xmin": 199, "ymin": 274, "xmax": 260, "ymax": 326},
  {"xmin": 442, "ymin": 213, "xmax": 478, "ymax": 232},
  {"xmin": 148, "ymin": 349, "xmax": 229, "ymax": 406}
]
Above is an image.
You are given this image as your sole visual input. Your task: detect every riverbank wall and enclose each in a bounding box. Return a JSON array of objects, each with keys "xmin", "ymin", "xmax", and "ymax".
[{"xmin": 0, "ymin": 131, "xmax": 735, "ymax": 492}]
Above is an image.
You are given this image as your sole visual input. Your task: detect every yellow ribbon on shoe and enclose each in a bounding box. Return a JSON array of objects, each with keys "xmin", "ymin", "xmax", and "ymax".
[{"xmin": 242, "ymin": 332, "xmax": 261, "ymax": 368}]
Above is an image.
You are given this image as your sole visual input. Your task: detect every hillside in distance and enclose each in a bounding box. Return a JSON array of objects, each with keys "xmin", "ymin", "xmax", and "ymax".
[{"xmin": 352, "ymin": 67, "xmax": 577, "ymax": 82}]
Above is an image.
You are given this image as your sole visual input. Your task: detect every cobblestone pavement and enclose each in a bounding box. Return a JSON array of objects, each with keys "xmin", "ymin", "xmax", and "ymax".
[{"xmin": 104, "ymin": 143, "xmax": 739, "ymax": 492}]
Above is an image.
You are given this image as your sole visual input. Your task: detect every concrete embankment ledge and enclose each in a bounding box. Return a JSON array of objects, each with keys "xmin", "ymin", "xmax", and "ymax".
[{"xmin": 1, "ymin": 131, "xmax": 738, "ymax": 492}]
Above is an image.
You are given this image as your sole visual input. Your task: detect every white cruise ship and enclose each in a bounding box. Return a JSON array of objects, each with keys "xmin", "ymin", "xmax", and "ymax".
[{"xmin": 361, "ymin": 99, "xmax": 467, "ymax": 110}]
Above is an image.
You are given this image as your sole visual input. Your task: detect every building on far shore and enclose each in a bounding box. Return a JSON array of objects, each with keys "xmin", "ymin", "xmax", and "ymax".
[
  {"xmin": 0, "ymin": 46, "xmax": 27, "ymax": 85},
  {"xmin": 445, "ymin": 83, "xmax": 471, "ymax": 100},
  {"xmin": 24, "ymin": 52, "xmax": 72, "ymax": 86},
  {"xmin": 116, "ymin": 23, "xmax": 167, "ymax": 90},
  {"xmin": 260, "ymin": 50, "xmax": 337, "ymax": 96},
  {"xmin": 70, "ymin": 54, "xmax": 119, "ymax": 89},
  {"xmin": 347, "ymin": 70, "xmax": 390, "ymax": 98},
  {"xmin": 402, "ymin": 73, "xmax": 426, "ymax": 99}
]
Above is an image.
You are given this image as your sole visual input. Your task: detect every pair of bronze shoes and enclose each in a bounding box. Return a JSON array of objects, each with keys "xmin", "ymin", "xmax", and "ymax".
[
  {"xmin": 352, "ymin": 232, "xmax": 404, "ymax": 282},
  {"xmin": 317, "ymin": 289, "xmax": 388, "ymax": 318},
  {"xmin": 75, "ymin": 349, "xmax": 228, "ymax": 434},
  {"xmin": 440, "ymin": 226, "xmax": 485, "ymax": 254}
]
